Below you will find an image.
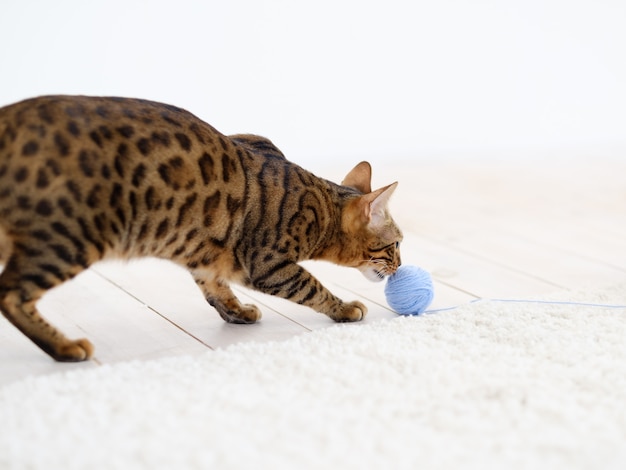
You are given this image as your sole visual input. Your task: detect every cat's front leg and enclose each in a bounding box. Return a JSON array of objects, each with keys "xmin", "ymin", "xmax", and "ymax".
[
  {"xmin": 193, "ymin": 274, "xmax": 261, "ymax": 324},
  {"xmin": 249, "ymin": 262, "xmax": 367, "ymax": 322},
  {"xmin": 328, "ymin": 300, "xmax": 368, "ymax": 322}
]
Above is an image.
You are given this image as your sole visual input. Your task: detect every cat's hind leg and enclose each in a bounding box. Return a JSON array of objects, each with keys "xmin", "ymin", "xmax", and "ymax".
[
  {"xmin": 0, "ymin": 241, "xmax": 94, "ymax": 362},
  {"xmin": 193, "ymin": 274, "xmax": 262, "ymax": 324}
]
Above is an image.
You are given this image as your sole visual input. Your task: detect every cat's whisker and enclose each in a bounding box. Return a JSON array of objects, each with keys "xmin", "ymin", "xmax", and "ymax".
[{"xmin": 362, "ymin": 258, "xmax": 387, "ymax": 266}]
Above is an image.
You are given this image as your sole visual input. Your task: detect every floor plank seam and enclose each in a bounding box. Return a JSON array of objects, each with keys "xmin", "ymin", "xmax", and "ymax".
[
  {"xmin": 91, "ymin": 269, "xmax": 215, "ymax": 351},
  {"xmin": 417, "ymin": 233, "xmax": 566, "ymax": 290}
]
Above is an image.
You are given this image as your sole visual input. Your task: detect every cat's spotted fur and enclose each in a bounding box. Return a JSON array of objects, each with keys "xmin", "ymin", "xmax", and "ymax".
[{"xmin": 0, "ymin": 96, "xmax": 402, "ymax": 362}]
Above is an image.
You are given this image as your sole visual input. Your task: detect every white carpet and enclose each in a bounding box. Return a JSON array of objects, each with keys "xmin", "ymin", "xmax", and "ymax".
[{"xmin": 1, "ymin": 284, "xmax": 625, "ymax": 470}]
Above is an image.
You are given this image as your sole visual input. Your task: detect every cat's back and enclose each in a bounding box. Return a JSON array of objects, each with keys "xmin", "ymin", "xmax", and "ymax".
[
  {"xmin": 0, "ymin": 95, "xmax": 252, "ymax": 202},
  {"xmin": 0, "ymin": 95, "xmax": 229, "ymax": 166},
  {"xmin": 0, "ymin": 96, "xmax": 258, "ymax": 257}
]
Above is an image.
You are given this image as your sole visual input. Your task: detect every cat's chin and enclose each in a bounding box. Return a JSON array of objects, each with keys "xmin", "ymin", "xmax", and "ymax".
[{"xmin": 359, "ymin": 268, "xmax": 386, "ymax": 283}]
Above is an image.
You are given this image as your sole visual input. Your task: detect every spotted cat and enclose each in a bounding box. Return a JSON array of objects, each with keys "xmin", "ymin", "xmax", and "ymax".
[{"xmin": 0, "ymin": 95, "xmax": 402, "ymax": 362}]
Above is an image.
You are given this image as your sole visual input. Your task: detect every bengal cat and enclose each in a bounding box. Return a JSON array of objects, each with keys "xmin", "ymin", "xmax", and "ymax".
[{"xmin": 0, "ymin": 95, "xmax": 402, "ymax": 362}]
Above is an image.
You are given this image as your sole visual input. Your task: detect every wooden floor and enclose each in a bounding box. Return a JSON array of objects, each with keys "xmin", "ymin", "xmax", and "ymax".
[{"xmin": 1, "ymin": 156, "xmax": 625, "ymax": 384}]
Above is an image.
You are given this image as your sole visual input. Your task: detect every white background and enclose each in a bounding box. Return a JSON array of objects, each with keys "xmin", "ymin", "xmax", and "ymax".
[{"xmin": 1, "ymin": 0, "xmax": 625, "ymax": 169}]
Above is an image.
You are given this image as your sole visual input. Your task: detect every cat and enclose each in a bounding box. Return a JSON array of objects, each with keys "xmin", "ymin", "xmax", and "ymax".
[{"xmin": 0, "ymin": 95, "xmax": 402, "ymax": 362}]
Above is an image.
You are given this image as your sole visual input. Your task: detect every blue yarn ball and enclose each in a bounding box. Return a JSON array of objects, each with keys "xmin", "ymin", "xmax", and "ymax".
[{"xmin": 385, "ymin": 265, "xmax": 434, "ymax": 315}]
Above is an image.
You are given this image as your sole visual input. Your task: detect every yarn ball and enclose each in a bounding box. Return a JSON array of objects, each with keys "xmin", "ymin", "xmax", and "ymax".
[{"xmin": 385, "ymin": 265, "xmax": 434, "ymax": 315}]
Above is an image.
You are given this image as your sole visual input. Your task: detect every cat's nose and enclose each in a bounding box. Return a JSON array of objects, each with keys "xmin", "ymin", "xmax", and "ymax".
[{"xmin": 389, "ymin": 261, "xmax": 400, "ymax": 275}]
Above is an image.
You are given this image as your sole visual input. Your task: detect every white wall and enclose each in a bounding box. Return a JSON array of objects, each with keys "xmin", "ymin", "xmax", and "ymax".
[{"xmin": 1, "ymin": 0, "xmax": 625, "ymax": 167}]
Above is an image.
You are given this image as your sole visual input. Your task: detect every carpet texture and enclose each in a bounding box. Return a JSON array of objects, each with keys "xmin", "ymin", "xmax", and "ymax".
[{"xmin": 1, "ymin": 284, "xmax": 625, "ymax": 470}]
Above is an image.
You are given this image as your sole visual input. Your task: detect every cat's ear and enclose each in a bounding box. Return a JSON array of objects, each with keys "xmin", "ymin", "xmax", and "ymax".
[
  {"xmin": 342, "ymin": 161, "xmax": 372, "ymax": 194},
  {"xmin": 360, "ymin": 182, "xmax": 398, "ymax": 226}
]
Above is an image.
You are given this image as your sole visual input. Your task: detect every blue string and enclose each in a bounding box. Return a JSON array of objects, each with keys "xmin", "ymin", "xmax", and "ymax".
[{"xmin": 424, "ymin": 298, "xmax": 626, "ymax": 314}]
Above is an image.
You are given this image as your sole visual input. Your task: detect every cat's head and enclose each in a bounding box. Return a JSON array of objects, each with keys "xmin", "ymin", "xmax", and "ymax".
[{"xmin": 336, "ymin": 162, "xmax": 403, "ymax": 282}]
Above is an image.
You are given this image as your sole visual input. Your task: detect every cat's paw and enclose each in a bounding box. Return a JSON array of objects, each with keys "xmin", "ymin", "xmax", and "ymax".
[
  {"xmin": 53, "ymin": 338, "xmax": 94, "ymax": 362},
  {"xmin": 331, "ymin": 301, "xmax": 368, "ymax": 323},
  {"xmin": 218, "ymin": 303, "xmax": 262, "ymax": 324}
]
